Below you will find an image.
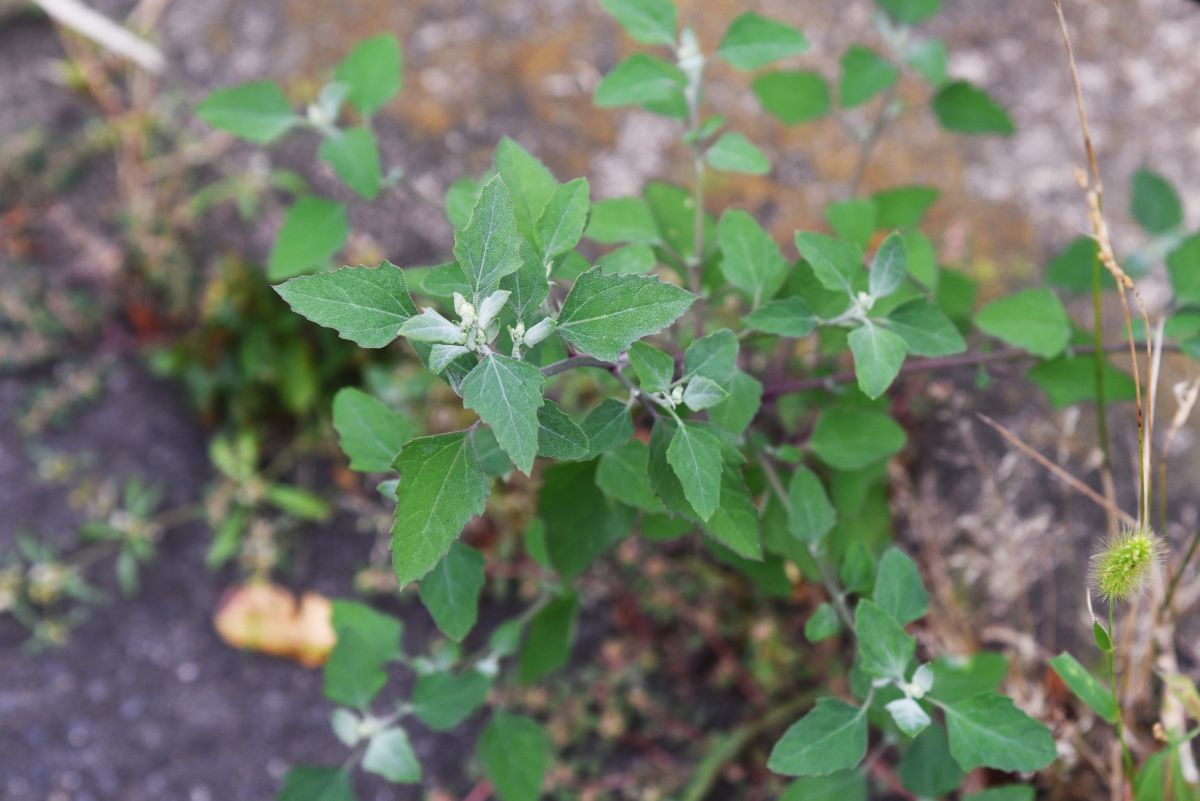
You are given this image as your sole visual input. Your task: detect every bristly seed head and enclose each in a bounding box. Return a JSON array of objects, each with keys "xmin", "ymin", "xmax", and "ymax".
[{"xmin": 1091, "ymin": 528, "xmax": 1161, "ymax": 603}]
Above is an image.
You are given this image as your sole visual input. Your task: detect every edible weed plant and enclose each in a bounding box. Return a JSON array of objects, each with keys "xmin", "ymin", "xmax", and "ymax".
[{"xmin": 194, "ymin": 0, "xmax": 1200, "ymax": 798}]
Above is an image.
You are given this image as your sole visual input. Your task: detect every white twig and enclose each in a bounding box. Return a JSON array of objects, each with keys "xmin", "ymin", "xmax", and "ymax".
[{"xmin": 35, "ymin": 0, "xmax": 165, "ymax": 74}]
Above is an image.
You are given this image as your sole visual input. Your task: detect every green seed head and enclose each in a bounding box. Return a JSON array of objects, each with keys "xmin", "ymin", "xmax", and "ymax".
[{"xmin": 1091, "ymin": 528, "xmax": 1161, "ymax": 603}]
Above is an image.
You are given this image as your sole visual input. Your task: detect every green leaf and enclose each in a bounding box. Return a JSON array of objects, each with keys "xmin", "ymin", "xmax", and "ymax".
[
  {"xmin": 683, "ymin": 328, "xmax": 739, "ymax": 382},
  {"xmin": 537, "ymin": 178, "xmax": 590, "ymax": 260},
  {"xmin": 323, "ymin": 628, "xmax": 387, "ymax": 709},
  {"xmin": 600, "ymin": 0, "xmax": 677, "ymax": 46},
  {"xmin": 318, "ymin": 128, "xmax": 380, "ymax": 199},
  {"xmin": 855, "ymin": 599, "xmax": 915, "ymax": 681},
  {"xmin": 418, "ymin": 261, "xmax": 474, "ymax": 298},
  {"xmin": 454, "ymin": 175, "xmax": 523, "ymax": 301},
  {"xmin": 581, "ymin": 398, "xmax": 635, "ymax": 456},
  {"xmin": 446, "ymin": 177, "xmax": 484, "ymax": 229},
  {"xmin": 1049, "ymin": 651, "xmax": 1119, "ymax": 723},
  {"xmin": 848, "ymin": 323, "xmax": 908, "ymax": 399},
  {"xmin": 541, "ymin": 460, "xmax": 634, "ymax": 578},
  {"xmin": 887, "ymin": 300, "xmax": 965, "ymax": 357},
  {"xmin": 717, "ymin": 209, "xmax": 789, "ymax": 304},
  {"xmin": 839, "ymin": 45, "xmax": 898, "ymax": 108},
  {"xmin": 788, "ymin": 466, "xmax": 836, "ymax": 543},
  {"xmin": 781, "ymin": 772, "xmax": 867, "ymax": 801},
  {"xmin": 331, "ymin": 600, "xmax": 403, "ymax": 665},
  {"xmin": 648, "ymin": 419, "xmax": 758, "ymax": 556},
  {"xmin": 335, "ymin": 34, "xmax": 402, "ymax": 118},
  {"xmin": 708, "ymin": 370, "xmax": 763, "ymax": 435},
  {"xmin": 501, "ymin": 243, "xmax": 550, "ymax": 323},
  {"xmin": 536, "ymin": 401, "xmax": 590, "ymax": 460},
  {"xmin": 795, "ymin": 232, "xmax": 862, "ymax": 295},
  {"xmin": 683, "ymin": 376, "xmax": 728, "ymax": 410},
  {"xmin": 877, "ymin": 0, "xmax": 940, "ymax": 24},
  {"xmin": 705, "ymin": 463, "xmax": 763, "ymax": 560},
  {"xmin": 478, "ymin": 712, "xmax": 551, "ymax": 801},
  {"xmin": 872, "ymin": 185, "xmax": 940, "ymax": 228},
  {"xmin": 1028, "ymin": 355, "xmax": 1137, "ymax": 409},
  {"xmin": 706, "ymin": 132, "xmax": 770, "ymax": 175},
  {"xmin": 597, "ymin": 243, "xmax": 656, "ymax": 274},
  {"xmin": 586, "ymin": 197, "xmax": 661, "ymax": 245},
  {"xmin": 332, "ymin": 387, "xmax": 411, "ymax": 472},
  {"xmin": 197, "ymin": 81, "xmax": 297, "ymax": 143},
  {"xmin": 628, "ymin": 341, "xmax": 676, "ymax": 392},
  {"xmin": 805, "ymin": 603, "xmax": 841, "ymax": 643},
  {"xmin": 753, "ymin": 70, "xmax": 831, "ymax": 124},
  {"xmin": 1131, "ymin": 168, "xmax": 1182, "ymax": 234},
  {"xmin": 933, "ymin": 80, "xmax": 1015, "ymax": 136},
  {"xmin": 826, "ymin": 198, "xmax": 877, "ymax": 249},
  {"xmin": 278, "ymin": 766, "xmax": 355, "ymax": 801},
  {"xmin": 811, "ymin": 406, "xmax": 906, "ymax": 470},
  {"xmin": 964, "ymin": 788, "xmax": 1035, "ymax": 801},
  {"xmin": 869, "ymin": 232, "xmax": 907, "ymax": 298},
  {"xmin": 267, "ymin": 483, "xmax": 330, "ymax": 520},
  {"xmin": 411, "ymin": 669, "xmax": 491, "ymax": 731},
  {"xmin": 462, "ymin": 354, "xmax": 545, "ymax": 476},
  {"xmin": 391, "ymin": 432, "xmax": 490, "ymax": 586},
  {"xmin": 905, "ymin": 39, "xmax": 948, "ymax": 85},
  {"xmin": 419, "ymin": 542, "xmax": 486, "ymax": 643},
  {"xmin": 556, "ymin": 267, "xmax": 695, "ymax": 361},
  {"xmin": 327, "ymin": 710, "xmax": 361, "ymax": 745},
  {"xmin": 496, "ymin": 137, "xmax": 558, "ymax": 243},
  {"xmin": 363, "ymin": 727, "xmax": 421, "ymax": 783},
  {"xmin": 974, "ymin": 288, "xmax": 1070, "ymax": 358},
  {"xmin": 887, "ymin": 697, "xmax": 932, "ymax": 738},
  {"xmin": 768, "ymin": 699, "xmax": 868, "ymax": 776},
  {"xmin": 931, "ymin": 653, "xmax": 1008, "ymax": 703},
  {"xmin": 718, "ymin": 12, "xmax": 809, "ymax": 70},
  {"xmin": 268, "ymin": 198, "xmax": 349, "ymax": 279},
  {"xmin": 667, "ymin": 422, "xmax": 724, "ymax": 521},
  {"xmin": 594, "ymin": 54, "xmax": 687, "ymax": 110},
  {"xmin": 1168, "ymin": 233, "xmax": 1200, "ymax": 305},
  {"xmin": 940, "ymin": 692, "xmax": 1056, "ymax": 772},
  {"xmin": 645, "ymin": 181, "xmax": 716, "ymax": 261},
  {"xmin": 597, "ymin": 439, "xmax": 664, "ymax": 513},
  {"xmin": 745, "ymin": 296, "xmax": 817, "ymax": 337},
  {"xmin": 1046, "ymin": 236, "xmax": 1107, "ymax": 294},
  {"xmin": 840, "ymin": 544, "xmax": 876, "ymax": 593},
  {"xmin": 873, "ymin": 547, "xmax": 929, "ymax": 625},
  {"xmin": 898, "ymin": 724, "xmax": 964, "ymax": 798},
  {"xmin": 900, "ymin": 229, "xmax": 939, "ymax": 288},
  {"xmin": 398, "ymin": 308, "xmax": 464, "ymax": 344},
  {"xmin": 518, "ymin": 593, "xmax": 579, "ymax": 683}
]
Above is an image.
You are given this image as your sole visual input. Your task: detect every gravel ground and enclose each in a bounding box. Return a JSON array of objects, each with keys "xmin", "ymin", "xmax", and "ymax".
[{"xmin": 3, "ymin": 0, "xmax": 1200, "ymax": 798}]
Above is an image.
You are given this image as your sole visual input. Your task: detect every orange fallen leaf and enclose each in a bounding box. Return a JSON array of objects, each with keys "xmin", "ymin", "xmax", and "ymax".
[{"xmin": 213, "ymin": 582, "xmax": 336, "ymax": 668}]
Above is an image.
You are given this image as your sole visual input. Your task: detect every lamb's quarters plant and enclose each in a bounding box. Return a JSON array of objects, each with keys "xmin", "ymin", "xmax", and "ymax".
[{"xmin": 191, "ymin": 0, "xmax": 1200, "ymax": 796}]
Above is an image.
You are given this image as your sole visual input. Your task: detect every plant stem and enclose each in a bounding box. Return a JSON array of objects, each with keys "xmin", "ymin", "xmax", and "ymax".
[
  {"xmin": 680, "ymin": 691, "xmax": 817, "ymax": 801},
  {"xmin": 847, "ymin": 83, "xmax": 898, "ymax": 198},
  {"xmin": 539, "ymin": 355, "xmax": 611, "ymax": 376},
  {"xmin": 1105, "ymin": 604, "xmax": 1134, "ymax": 780},
  {"xmin": 1090, "ymin": 253, "xmax": 1118, "ymax": 533},
  {"xmin": 761, "ymin": 342, "xmax": 1175, "ymax": 401},
  {"xmin": 756, "ymin": 451, "xmax": 854, "ymax": 629}
]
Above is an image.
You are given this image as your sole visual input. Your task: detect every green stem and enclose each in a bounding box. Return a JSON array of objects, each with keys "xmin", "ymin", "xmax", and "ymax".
[
  {"xmin": 539, "ymin": 355, "xmax": 611, "ymax": 376},
  {"xmin": 756, "ymin": 451, "xmax": 854, "ymax": 629},
  {"xmin": 1105, "ymin": 604, "xmax": 1133, "ymax": 779},
  {"xmin": 1089, "ymin": 253, "xmax": 1115, "ymax": 510},
  {"xmin": 680, "ymin": 692, "xmax": 818, "ymax": 801}
]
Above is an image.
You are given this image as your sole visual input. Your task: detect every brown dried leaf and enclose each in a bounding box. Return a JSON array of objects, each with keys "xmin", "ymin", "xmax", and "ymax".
[{"xmin": 213, "ymin": 582, "xmax": 335, "ymax": 668}]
